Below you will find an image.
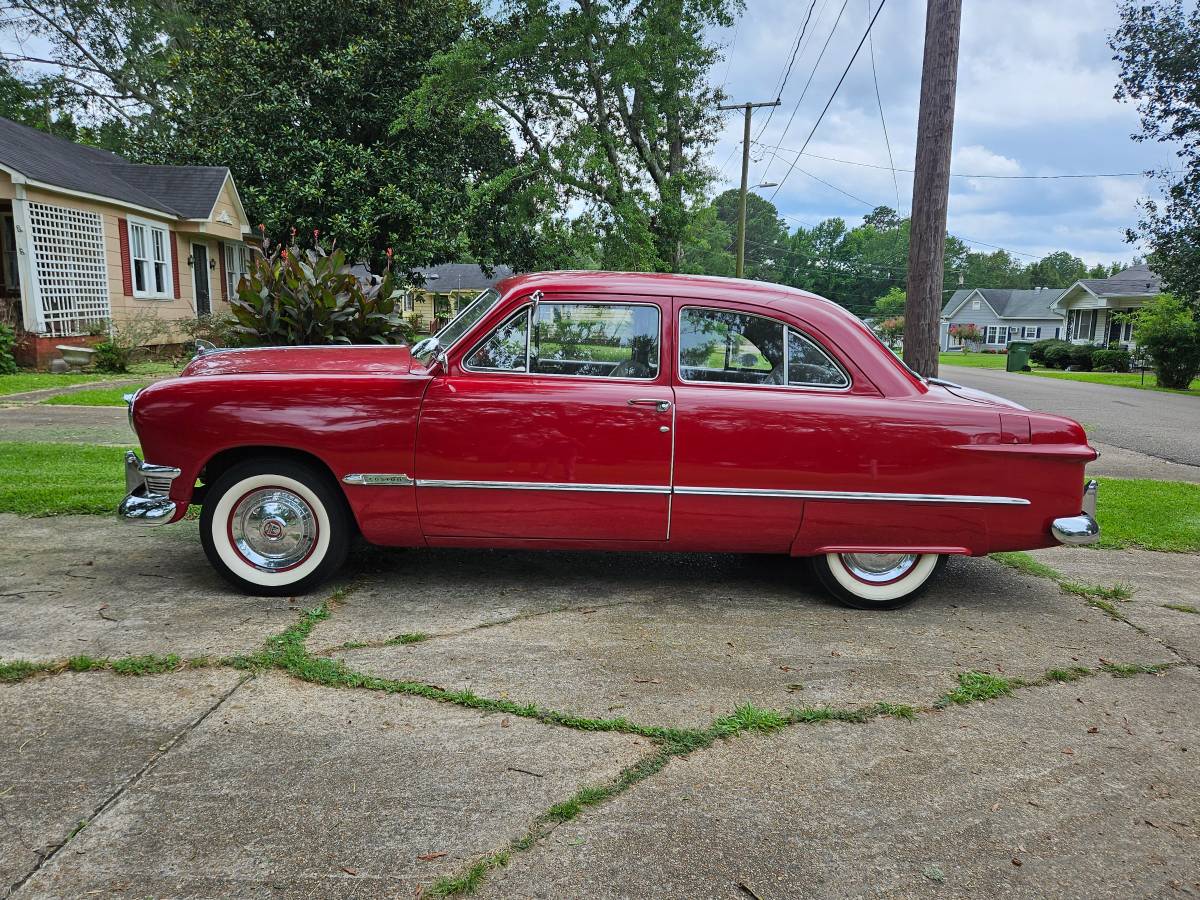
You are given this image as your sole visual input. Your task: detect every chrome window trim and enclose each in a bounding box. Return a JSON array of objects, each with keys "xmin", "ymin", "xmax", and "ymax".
[
  {"xmin": 411, "ymin": 478, "xmax": 1028, "ymax": 505},
  {"xmin": 677, "ymin": 304, "xmax": 852, "ymax": 393},
  {"xmin": 460, "ymin": 299, "xmax": 664, "ymax": 382}
]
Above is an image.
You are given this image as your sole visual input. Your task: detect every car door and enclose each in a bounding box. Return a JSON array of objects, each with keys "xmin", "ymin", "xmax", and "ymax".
[{"xmin": 414, "ymin": 294, "xmax": 674, "ymax": 541}]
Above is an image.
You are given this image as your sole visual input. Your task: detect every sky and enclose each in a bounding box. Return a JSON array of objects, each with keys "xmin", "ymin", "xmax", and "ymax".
[{"xmin": 708, "ymin": 0, "xmax": 1176, "ymax": 266}]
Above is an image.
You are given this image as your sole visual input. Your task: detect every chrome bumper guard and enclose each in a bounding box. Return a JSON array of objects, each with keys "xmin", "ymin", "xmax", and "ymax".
[
  {"xmin": 118, "ymin": 450, "xmax": 181, "ymax": 526},
  {"xmin": 1051, "ymin": 479, "xmax": 1100, "ymax": 546}
]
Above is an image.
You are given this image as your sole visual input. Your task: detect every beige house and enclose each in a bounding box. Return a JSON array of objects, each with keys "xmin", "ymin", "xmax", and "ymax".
[
  {"xmin": 1050, "ymin": 264, "xmax": 1160, "ymax": 350},
  {"xmin": 0, "ymin": 116, "xmax": 252, "ymax": 365}
]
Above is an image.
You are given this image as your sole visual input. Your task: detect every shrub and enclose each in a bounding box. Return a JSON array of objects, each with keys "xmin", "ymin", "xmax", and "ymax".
[
  {"xmin": 91, "ymin": 313, "xmax": 166, "ymax": 373},
  {"xmin": 178, "ymin": 313, "xmax": 243, "ymax": 351},
  {"xmin": 231, "ymin": 240, "xmax": 412, "ymax": 346},
  {"xmin": 1043, "ymin": 342, "xmax": 1073, "ymax": 369},
  {"xmin": 949, "ymin": 323, "xmax": 982, "ymax": 348},
  {"xmin": 1067, "ymin": 344, "xmax": 1094, "ymax": 371},
  {"xmin": 877, "ymin": 316, "xmax": 904, "ymax": 348},
  {"xmin": 0, "ymin": 323, "xmax": 16, "ymax": 374},
  {"xmin": 1030, "ymin": 338, "xmax": 1069, "ymax": 364},
  {"xmin": 1131, "ymin": 294, "xmax": 1200, "ymax": 390},
  {"xmin": 1091, "ymin": 348, "xmax": 1131, "ymax": 373}
]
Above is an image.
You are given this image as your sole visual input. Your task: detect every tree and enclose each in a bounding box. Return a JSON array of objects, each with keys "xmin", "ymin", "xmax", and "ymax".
[
  {"xmin": 137, "ymin": 0, "xmax": 573, "ymax": 273},
  {"xmin": 408, "ymin": 0, "xmax": 740, "ymax": 272},
  {"xmin": 1130, "ymin": 294, "xmax": 1200, "ymax": 389},
  {"xmin": 872, "ymin": 287, "xmax": 906, "ymax": 318},
  {"xmin": 1111, "ymin": 0, "xmax": 1200, "ymax": 308},
  {"xmin": 679, "ymin": 204, "xmax": 734, "ymax": 276},
  {"xmin": 711, "ymin": 189, "xmax": 788, "ymax": 281}
]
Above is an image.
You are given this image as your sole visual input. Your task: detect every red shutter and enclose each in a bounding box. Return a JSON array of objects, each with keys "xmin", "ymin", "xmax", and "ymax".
[
  {"xmin": 170, "ymin": 231, "xmax": 181, "ymax": 299},
  {"xmin": 118, "ymin": 217, "xmax": 132, "ymax": 295},
  {"xmin": 218, "ymin": 243, "xmax": 227, "ymax": 301}
]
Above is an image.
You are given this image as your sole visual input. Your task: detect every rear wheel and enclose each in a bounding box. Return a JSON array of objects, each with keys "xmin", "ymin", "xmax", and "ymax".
[
  {"xmin": 200, "ymin": 458, "xmax": 349, "ymax": 596},
  {"xmin": 812, "ymin": 552, "xmax": 945, "ymax": 610}
]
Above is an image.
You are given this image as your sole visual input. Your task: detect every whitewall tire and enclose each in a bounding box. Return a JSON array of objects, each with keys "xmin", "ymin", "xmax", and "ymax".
[
  {"xmin": 812, "ymin": 552, "xmax": 945, "ymax": 610},
  {"xmin": 200, "ymin": 458, "xmax": 350, "ymax": 596}
]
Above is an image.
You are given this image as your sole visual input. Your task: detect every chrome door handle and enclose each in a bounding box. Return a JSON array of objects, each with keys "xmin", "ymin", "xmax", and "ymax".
[{"xmin": 628, "ymin": 398, "xmax": 672, "ymax": 412}]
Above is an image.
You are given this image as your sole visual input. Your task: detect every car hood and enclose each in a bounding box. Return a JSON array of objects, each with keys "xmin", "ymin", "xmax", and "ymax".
[{"xmin": 181, "ymin": 345, "xmax": 414, "ymax": 378}]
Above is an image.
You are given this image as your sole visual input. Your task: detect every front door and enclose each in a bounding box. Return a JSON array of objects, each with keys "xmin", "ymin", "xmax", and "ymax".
[
  {"xmin": 415, "ymin": 297, "xmax": 674, "ymax": 541},
  {"xmin": 191, "ymin": 243, "xmax": 210, "ymax": 315}
]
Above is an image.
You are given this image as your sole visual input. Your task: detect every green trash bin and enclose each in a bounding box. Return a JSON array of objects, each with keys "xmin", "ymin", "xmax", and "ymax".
[{"xmin": 1006, "ymin": 340, "xmax": 1033, "ymax": 372}]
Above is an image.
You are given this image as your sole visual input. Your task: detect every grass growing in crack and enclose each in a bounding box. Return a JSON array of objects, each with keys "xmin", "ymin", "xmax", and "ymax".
[
  {"xmin": 711, "ymin": 703, "xmax": 789, "ymax": 736},
  {"xmin": 869, "ymin": 701, "xmax": 917, "ymax": 719},
  {"xmin": 1101, "ymin": 661, "xmax": 1171, "ymax": 678},
  {"xmin": 110, "ymin": 653, "xmax": 181, "ymax": 675},
  {"xmin": 789, "ymin": 705, "xmax": 870, "ymax": 724},
  {"xmin": 1046, "ymin": 666, "xmax": 1093, "ymax": 683},
  {"xmin": 0, "ymin": 659, "xmax": 57, "ymax": 683},
  {"xmin": 937, "ymin": 671, "xmax": 1019, "ymax": 706},
  {"xmin": 1163, "ymin": 603, "xmax": 1199, "ymax": 615},
  {"xmin": 991, "ymin": 552, "xmax": 1134, "ymax": 619},
  {"xmin": 387, "ymin": 632, "xmax": 428, "ymax": 645}
]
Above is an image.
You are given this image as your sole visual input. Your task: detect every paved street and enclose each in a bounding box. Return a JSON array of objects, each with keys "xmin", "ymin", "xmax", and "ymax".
[
  {"xmin": 942, "ymin": 366, "xmax": 1200, "ymax": 468},
  {"xmin": 2, "ymin": 515, "xmax": 1198, "ymax": 898}
]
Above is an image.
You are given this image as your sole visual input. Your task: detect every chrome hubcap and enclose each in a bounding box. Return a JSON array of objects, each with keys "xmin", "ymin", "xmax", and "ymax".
[
  {"xmin": 840, "ymin": 552, "xmax": 919, "ymax": 584},
  {"xmin": 230, "ymin": 488, "xmax": 317, "ymax": 571}
]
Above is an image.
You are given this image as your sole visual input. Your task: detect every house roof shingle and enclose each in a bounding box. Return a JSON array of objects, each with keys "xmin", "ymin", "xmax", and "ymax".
[
  {"xmin": 0, "ymin": 116, "xmax": 230, "ymax": 221},
  {"xmin": 943, "ymin": 287, "xmax": 1064, "ymax": 319},
  {"xmin": 414, "ymin": 263, "xmax": 514, "ymax": 292},
  {"xmin": 1076, "ymin": 263, "xmax": 1160, "ymax": 297}
]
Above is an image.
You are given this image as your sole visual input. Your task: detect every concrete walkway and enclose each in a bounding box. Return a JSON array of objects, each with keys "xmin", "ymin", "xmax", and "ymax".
[{"xmin": 2, "ymin": 515, "xmax": 1197, "ymax": 898}]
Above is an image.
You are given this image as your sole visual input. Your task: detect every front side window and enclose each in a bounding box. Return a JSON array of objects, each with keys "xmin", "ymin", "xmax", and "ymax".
[
  {"xmin": 129, "ymin": 219, "xmax": 171, "ymax": 298},
  {"xmin": 1, "ymin": 214, "xmax": 18, "ymax": 290},
  {"xmin": 679, "ymin": 307, "xmax": 847, "ymax": 388},
  {"xmin": 463, "ymin": 301, "xmax": 661, "ymax": 379}
]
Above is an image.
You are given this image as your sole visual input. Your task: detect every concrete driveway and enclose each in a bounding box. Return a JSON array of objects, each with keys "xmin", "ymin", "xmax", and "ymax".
[
  {"xmin": 2, "ymin": 515, "xmax": 1198, "ymax": 899},
  {"xmin": 941, "ymin": 366, "xmax": 1200, "ymax": 468}
]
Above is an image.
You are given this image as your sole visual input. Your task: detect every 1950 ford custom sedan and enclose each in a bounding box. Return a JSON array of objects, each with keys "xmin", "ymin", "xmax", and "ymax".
[{"xmin": 120, "ymin": 271, "xmax": 1099, "ymax": 609}]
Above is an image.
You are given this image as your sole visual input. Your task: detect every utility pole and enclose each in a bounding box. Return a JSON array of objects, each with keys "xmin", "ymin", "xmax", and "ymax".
[
  {"xmin": 719, "ymin": 99, "xmax": 781, "ymax": 278},
  {"xmin": 905, "ymin": 0, "xmax": 962, "ymax": 377}
]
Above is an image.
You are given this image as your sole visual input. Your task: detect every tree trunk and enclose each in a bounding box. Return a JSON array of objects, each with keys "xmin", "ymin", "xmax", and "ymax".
[{"xmin": 905, "ymin": 0, "xmax": 962, "ymax": 377}]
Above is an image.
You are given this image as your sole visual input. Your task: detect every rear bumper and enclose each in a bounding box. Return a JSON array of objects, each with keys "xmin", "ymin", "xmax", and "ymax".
[
  {"xmin": 117, "ymin": 450, "xmax": 182, "ymax": 526},
  {"xmin": 1051, "ymin": 479, "xmax": 1099, "ymax": 546}
]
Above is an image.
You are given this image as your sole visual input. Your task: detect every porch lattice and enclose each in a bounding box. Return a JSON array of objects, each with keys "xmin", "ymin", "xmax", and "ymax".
[{"xmin": 28, "ymin": 201, "xmax": 111, "ymax": 336}]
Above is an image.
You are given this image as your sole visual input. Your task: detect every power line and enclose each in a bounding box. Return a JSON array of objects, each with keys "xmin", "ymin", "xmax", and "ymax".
[
  {"xmin": 754, "ymin": 141, "xmax": 1178, "ymax": 179},
  {"xmin": 753, "ymin": 0, "xmax": 820, "ymax": 144},
  {"xmin": 866, "ymin": 0, "xmax": 901, "ymax": 213},
  {"xmin": 761, "ymin": 0, "xmax": 850, "ymax": 178},
  {"xmin": 768, "ymin": 0, "xmax": 890, "ymax": 202}
]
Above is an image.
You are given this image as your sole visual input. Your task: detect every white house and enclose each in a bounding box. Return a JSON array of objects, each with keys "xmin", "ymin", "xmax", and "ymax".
[
  {"xmin": 1051, "ymin": 264, "xmax": 1160, "ymax": 349},
  {"xmin": 939, "ymin": 287, "xmax": 1065, "ymax": 351}
]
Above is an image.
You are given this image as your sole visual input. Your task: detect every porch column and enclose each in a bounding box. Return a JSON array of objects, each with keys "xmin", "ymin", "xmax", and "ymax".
[{"xmin": 10, "ymin": 183, "xmax": 44, "ymax": 333}]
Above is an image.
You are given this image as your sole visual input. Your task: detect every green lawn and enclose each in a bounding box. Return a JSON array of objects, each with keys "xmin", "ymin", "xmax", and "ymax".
[
  {"xmin": 1094, "ymin": 477, "xmax": 1200, "ymax": 553},
  {"xmin": 1027, "ymin": 369, "xmax": 1200, "ymax": 395},
  {"xmin": 0, "ymin": 442, "xmax": 133, "ymax": 516},
  {"xmin": 938, "ymin": 352, "xmax": 1009, "ymax": 369},
  {"xmin": 0, "ymin": 362, "xmax": 181, "ymax": 397},
  {"xmin": 43, "ymin": 383, "xmax": 150, "ymax": 406}
]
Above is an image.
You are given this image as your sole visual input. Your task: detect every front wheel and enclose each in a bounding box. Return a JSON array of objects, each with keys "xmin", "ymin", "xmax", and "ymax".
[
  {"xmin": 200, "ymin": 457, "xmax": 350, "ymax": 596},
  {"xmin": 812, "ymin": 552, "xmax": 945, "ymax": 610}
]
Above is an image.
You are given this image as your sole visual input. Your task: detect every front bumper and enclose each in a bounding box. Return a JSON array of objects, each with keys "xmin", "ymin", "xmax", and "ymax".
[
  {"xmin": 117, "ymin": 450, "xmax": 182, "ymax": 526},
  {"xmin": 1051, "ymin": 479, "xmax": 1100, "ymax": 545}
]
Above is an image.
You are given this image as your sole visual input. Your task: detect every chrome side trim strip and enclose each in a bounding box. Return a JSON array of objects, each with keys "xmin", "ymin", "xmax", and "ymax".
[
  {"xmin": 673, "ymin": 486, "xmax": 1030, "ymax": 505},
  {"xmin": 343, "ymin": 473, "xmax": 414, "ymax": 486},
  {"xmin": 416, "ymin": 479, "xmax": 671, "ymax": 495}
]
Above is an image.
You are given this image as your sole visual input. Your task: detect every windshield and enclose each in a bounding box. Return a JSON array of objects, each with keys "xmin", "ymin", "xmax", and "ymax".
[{"xmin": 412, "ymin": 288, "xmax": 503, "ymax": 364}]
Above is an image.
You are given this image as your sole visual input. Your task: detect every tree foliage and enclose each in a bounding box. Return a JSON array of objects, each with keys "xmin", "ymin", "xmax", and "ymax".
[
  {"xmin": 1111, "ymin": 0, "xmax": 1200, "ymax": 307},
  {"xmin": 1129, "ymin": 294, "xmax": 1200, "ymax": 389},
  {"xmin": 407, "ymin": 0, "xmax": 740, "ymax": 272}
]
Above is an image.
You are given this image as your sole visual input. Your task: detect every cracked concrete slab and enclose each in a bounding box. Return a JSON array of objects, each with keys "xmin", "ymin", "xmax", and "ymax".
[
  {"xmin": 0, "ymin": 669, "xmax": 241, "ymax": 895},
  {"xmin": 1031, "ymin": 546, "xmax": 1200, "ymax": 664},
  {"xmin": 0, "ymin": 515, "xmax": 314, "ymax": 660},
  {"xmin": 309, "ymin": 545, "xmax": 748, "ymax": 651},
  {"xmin": 336, "ymin": 555, "xmax": 1173, "ymax": 729},
  {"xmin": 16, "ymin": 672, "xmax": 648, "ymax": 899},
  {"xmin": 481, "ymin": 667, "xmax": 1200, "ymax": 900}
]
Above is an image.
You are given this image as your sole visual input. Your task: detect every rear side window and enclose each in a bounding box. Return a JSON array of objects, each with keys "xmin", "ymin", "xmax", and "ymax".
[
  {"xmin": 679, "ymin": 307, "xmax": 848, "ymax": 389},
  {"xmin": 464, "ymin": 302, "xmax": 661, "ymax": 380}
]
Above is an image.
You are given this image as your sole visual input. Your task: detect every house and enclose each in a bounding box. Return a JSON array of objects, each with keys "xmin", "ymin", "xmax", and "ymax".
[
  {"xmin": 939, "ymin": 287, "xmax": 1066, "ymax": 351},
  {"xmin": 0, "ymin": 116, "xmax": 252, "ymax": 367},
  {"xmin": 406, "ymin": 263, "xmax": 513, "ymax": 333},
  {"xmin": 1051, "ymin": 264, "xmax": 1160, "ymax": 349}
]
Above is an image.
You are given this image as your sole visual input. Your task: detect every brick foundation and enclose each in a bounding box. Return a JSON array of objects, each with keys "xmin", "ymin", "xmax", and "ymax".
[{"xmin": 15, "ymin": 333, "xmax": 106, "ymax": 370}]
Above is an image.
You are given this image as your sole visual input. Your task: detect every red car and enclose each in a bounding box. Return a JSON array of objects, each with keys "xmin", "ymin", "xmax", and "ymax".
[{"xmin": 121, "ymin": 272, "xmax": 1099, "ymax": 609}]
